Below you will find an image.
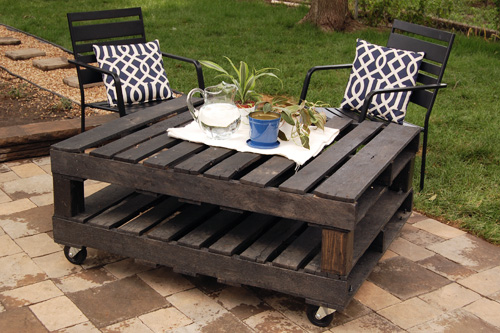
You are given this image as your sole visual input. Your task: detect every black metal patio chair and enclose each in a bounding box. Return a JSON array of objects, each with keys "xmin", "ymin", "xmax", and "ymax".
[
  {"xmin": 299, "ymin": 20, "xmax": 455, "ymax": 191},
  {"xmin": 67, "ymin": 7, "xmax": 205, "ymax": 132}
]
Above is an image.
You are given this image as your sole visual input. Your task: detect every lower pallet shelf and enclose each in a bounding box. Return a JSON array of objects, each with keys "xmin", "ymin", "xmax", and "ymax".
[{"xmin": 53, "ymin": 185, "xmax": 410, "ymax": 311}]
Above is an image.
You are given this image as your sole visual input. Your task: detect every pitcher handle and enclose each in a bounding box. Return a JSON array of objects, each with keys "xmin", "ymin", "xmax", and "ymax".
[{"xmin": 186, "ymin": 88, "xmax": 204, "ymax": 122}]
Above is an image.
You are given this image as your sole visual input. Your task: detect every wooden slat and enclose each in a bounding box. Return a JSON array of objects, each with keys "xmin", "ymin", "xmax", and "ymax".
[
  {"xmin": 87, "ymin": 193, "xmax": 159, "ymax": 229},
  {"xmin": 204, "ymin": 152, "xmax": 261, "ymax": 180},
  {"xmin": 239, "ymin": 219, "xmax": 305, "ymax": 263},
  {"xmin": 378, "ymin": 151, "xmax": 416, "ymax": 186},
  {"xmin": 240, "ymin": 156, "xmax": 295, "ymax": 188},
  {"xmin": 114, "ymin": 133, "xmax": 178, "ymax": 163},
  {"xmin": 118, "ymin": 197, "xmax": 182, "ymax": 235},
  {"xmin": 143, "ymin": 141, "xmax": 205, "ymax": 169},
  {"xmin": 90, "ymin": 111, "xmax": 192, "ymax": 159},
  {"xmin": 272, "ymin": 227, "xmax": 321, "ymax": 270},
  {"xmin": 325, "ymin": 114, "xmax": 354, "ymax": 131},
  {"xmin": 355, "ymin": 185, "xmax": 386, "ymax": 223},
  {"xmin": 174, "ymin": 147, "xmax": 234, "ymax": 174},
  {"xmin": 50, "ymin": 150, "xmax": 357, "ymax": 230},
  {"xmin": 321, "ymin": 229, "xmax": 354, "ymax": 276},
  {"xmin": 51, "ymin": 97, "xmax": 191, "ymax": 153},
  {"xmin": 209, "ymin": 214, "xmax": 276, "ymax": 256},
  {"xmin": 352, "ymin": 190, "xmax": 411, "ymax": 266},
  {"xmin": 52, "ymin": 175, "xmax": 85, "ymax": 219},
  {"xmin": 53, "ymin": 216, "xmax": 353, "ymax": 311},
  {"xmin": 315, "ymin": 111, "xmax": 354, "ymax": 130},
  {"xmin": 176, "ymin": 210, "xmax": 242, "ymax": 249},
  {"xmin": 304, "ymin": 252, "xmax": 323, "ymax": 275},
  {"xmin": 147, "ymin": 204, "xmax": 218, "ymax": 242},
  {"xmin": 279, "ymin": 121, "xmax": 383, "ymax": 194},
  {"xmin": 313, "ymin": 124, "xmax": 420, "ymax": 202},
  {"xmin": 77, "ymin": 185, "xmax": 135, "ymax": 222}
]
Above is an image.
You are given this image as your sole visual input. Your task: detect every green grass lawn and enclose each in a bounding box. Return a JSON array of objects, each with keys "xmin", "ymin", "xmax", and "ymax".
[{"xmin": 1, "ymin": 0, "xmax": 499, "ymax": 243}]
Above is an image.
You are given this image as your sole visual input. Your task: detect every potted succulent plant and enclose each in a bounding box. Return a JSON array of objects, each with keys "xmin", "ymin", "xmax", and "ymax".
[
  {"xmin": 255, "ymin": 98, "xmax": 328, "ymax": 150},
  {"xmin": 199, "ymin": 57, "xmax": 282, "ymax": 116}
]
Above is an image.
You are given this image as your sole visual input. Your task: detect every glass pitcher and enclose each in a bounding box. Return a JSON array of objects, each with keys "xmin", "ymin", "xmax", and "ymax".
[{"xmin": 186, "ymin": 82, "xmax": 241, "ymax": 140}]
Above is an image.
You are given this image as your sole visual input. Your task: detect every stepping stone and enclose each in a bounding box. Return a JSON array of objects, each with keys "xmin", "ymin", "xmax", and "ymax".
[
  {"xmin": 63, "ymin": 76, "xmax": 104, "ymax": 89},
  {"xmin": 0, "ymin": 36, "xmax": 21, "ymax": 45},
  {"xmin": 5, "ymin": 48, "xmax": 46, "ymax": 60},
  {"xmin": 33, "ymin": 57, "xmax": 74, "ymax": 71}
]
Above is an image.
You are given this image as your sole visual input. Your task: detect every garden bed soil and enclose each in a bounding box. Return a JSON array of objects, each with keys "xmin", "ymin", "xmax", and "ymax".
[
  {"xmin": 0, "ymin": 24, "xmax": 109, "ymax": 129},
  {"xmin": 0, "ymin": 68, "xmax": 82, "ymax": 127}
]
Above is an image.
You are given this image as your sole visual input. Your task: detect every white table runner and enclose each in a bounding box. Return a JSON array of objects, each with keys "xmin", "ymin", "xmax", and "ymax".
[{"xmin": 167, "ymin": 121, "xmax": 339, "ymax": 166}]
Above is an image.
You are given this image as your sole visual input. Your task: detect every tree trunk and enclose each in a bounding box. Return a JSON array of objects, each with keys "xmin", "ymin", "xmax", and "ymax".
[{"xmin": 300, "ymin": 0, "xmax": 350, "ymax": 31}]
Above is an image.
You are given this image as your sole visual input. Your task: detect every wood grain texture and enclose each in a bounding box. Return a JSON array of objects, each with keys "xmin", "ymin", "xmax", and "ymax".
[{"xmin": 321, "ymin": 229, "xmax": 354, "ymax": 276}]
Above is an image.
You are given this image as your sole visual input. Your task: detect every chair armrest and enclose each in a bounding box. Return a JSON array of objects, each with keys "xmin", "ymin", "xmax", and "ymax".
[
  {"xmin": 359, "ymin": 83, "xmax": 447, "ymax": 121},
  {"xmin": 68, "ymin": 59, "xmax": 126, "ymax": 116},
  {"xmin": 299, "ymin": 64, "xmax": 352, "ymax": 103},
  {"xmin": 161, "ymin": 52, "xmax": 205, "ymax": 90}
]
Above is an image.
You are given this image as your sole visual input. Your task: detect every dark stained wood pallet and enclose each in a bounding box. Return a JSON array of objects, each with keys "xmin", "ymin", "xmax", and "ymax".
[
  {"xmin": 53, "ymin": 185, "xmax": 412, "ymax": 310},
  {"xmin": 52, "ymin": 113, "xmax": 420, "ymax": 231},
  {"xmin": 51, "ymin": 107, "xmax": 420, "ymax": 311}
]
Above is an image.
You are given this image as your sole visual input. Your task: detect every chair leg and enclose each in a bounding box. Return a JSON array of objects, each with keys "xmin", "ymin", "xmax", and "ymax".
[
  {"xmin": 80, "ymin": 105, "xmax": 86, "ymax": 133},
  {"xmin": 419, "ymin": 129, "xmax": 428, "ymax": 191}
]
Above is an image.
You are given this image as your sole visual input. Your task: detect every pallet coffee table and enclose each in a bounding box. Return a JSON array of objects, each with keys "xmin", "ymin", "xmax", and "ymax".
[{"xmin": 51, "ymin": 95, "xmax": 420, "ymax": 326}]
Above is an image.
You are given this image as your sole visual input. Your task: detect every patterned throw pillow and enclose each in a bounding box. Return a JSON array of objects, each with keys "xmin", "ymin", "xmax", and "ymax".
[
  {"xmin": 340, "ymin": 39, "xmax": 424, "ymax": 124},
  {"xmin": 93, "ymin": 40, "xmax": 172, "ymax": 106}
]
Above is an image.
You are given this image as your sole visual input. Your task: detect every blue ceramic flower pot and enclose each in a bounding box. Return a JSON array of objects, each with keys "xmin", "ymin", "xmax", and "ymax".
[{"xmin": 247, "ymin": 111, "xmax": 281, "ymax": 149}]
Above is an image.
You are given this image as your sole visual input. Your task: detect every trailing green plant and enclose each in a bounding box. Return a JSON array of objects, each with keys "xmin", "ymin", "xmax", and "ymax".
[
  {"xmin": 256, "ymin": 98, "xmax": 328, "ymax": 150},
  {"xmin": 199, "ymin": 57, "xmax": 282, "ymax": 106}
]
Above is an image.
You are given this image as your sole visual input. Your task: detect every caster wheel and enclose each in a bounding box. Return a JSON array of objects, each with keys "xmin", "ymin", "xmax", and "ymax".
[
  {"xmin": 306, "ymin": 304, "xmax": 334, "ymax": 327},
  {"xmin": 63, "ymin": 246, "xmax": 87, "ymax": 265}
]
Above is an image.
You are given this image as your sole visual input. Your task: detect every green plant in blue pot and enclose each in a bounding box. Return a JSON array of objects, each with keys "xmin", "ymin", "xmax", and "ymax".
[
  {"xmin": 199, "ymin": 57, "xmax": 282, "ymax": 117},
  {"xmin": 252, "ymin": 98, "xmax": 328, "ymax": 150},
  {"xmin": 247, "ymin": 101, "xmax": 281, "ymax": 149}
]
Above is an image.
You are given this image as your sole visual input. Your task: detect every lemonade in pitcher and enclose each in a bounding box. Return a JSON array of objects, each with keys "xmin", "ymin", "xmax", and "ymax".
[{"xmin": 187, "ymin": 82, "xmax": 241, "ymax": 139}]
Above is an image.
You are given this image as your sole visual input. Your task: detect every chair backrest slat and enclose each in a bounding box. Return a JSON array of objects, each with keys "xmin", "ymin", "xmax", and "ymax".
[
  {"xmin": 416, "ymin": 73, "xmax": 438, "ymax": 86},
  {"xmin": 418, "ymin": 62, "xmax": 441, "ymax": 77},
  {"xmin": 74, "ymin": 37, "xmax": 147, "ymax": 59},
  {"xmin": 71, "ymin": 21, "xmax": 145, "ymax": 43},
  {"xmin": 392, "ymin": 20, "xmax": 454, "ymax": 43},
  {"xmin": 78, "ymin": 68, "xmax": 103, "ymax": 85},
  {"xmin": 67, "ymin": 7, "xmax": 142, "ymax": 22},
  {"xmin": 386, "ymin": 19, "xmax": 455, "ymax": 110},
  {"xmin": 67, "ymin": 7, "xmax": 147, "ymax": 85},
  {"xmin": 387, "ymin": 34, "xmax": 448, "ymax": 64},
  {"xmin": 409, "ymin": 88, "xmax": 433, "ymax": 107}
]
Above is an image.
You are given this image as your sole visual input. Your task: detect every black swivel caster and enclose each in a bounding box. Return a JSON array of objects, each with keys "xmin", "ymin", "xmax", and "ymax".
[
  {"xmin": 306, "ymin": 304, "xmax": 335, "ymax": 327},
  {"xmin": 63, "ymin": 246, "xmax": 87, "ymax": 265}
]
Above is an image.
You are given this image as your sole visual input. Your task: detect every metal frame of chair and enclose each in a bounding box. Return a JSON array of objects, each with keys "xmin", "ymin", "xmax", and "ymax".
[
  {"xmin": 67, "ymin": 7, "xmax": 205, "ymax": 132},
  {"xmin": 300, "ymin": 20, "xmax": 455, "ymax": 191}
]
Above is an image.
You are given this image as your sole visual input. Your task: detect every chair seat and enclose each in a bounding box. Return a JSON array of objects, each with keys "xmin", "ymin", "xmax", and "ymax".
[
  {"xmin": 87, "ymin": 98, "xmax": 172, "ymax": 114},
  {"xmin": 323, "ymin": 107, "xmax": 423, "ymax": 130},
  {"xmin": 67, "ymin": 7, "xmax": 204, "ymax": 132}
]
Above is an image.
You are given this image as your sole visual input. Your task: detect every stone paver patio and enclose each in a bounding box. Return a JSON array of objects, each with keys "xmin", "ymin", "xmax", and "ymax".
[{"xmin": 1, "ymin": 156, "xmax": 500, "ymax": 332}]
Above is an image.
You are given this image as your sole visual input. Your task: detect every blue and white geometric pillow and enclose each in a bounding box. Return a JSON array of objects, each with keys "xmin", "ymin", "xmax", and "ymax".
[
  {"xmin": 93, "ymin": 40, "xmax": 172, "ymax": 106},
  {"xmin": 340, "ymin": 39, "xmax": 424, "ymax": 124}
]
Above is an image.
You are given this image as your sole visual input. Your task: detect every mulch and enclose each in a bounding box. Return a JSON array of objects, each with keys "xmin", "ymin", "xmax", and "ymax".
[{"xmin": 0, "ymin": 68, "xmax": 82, "ymax": 128}]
